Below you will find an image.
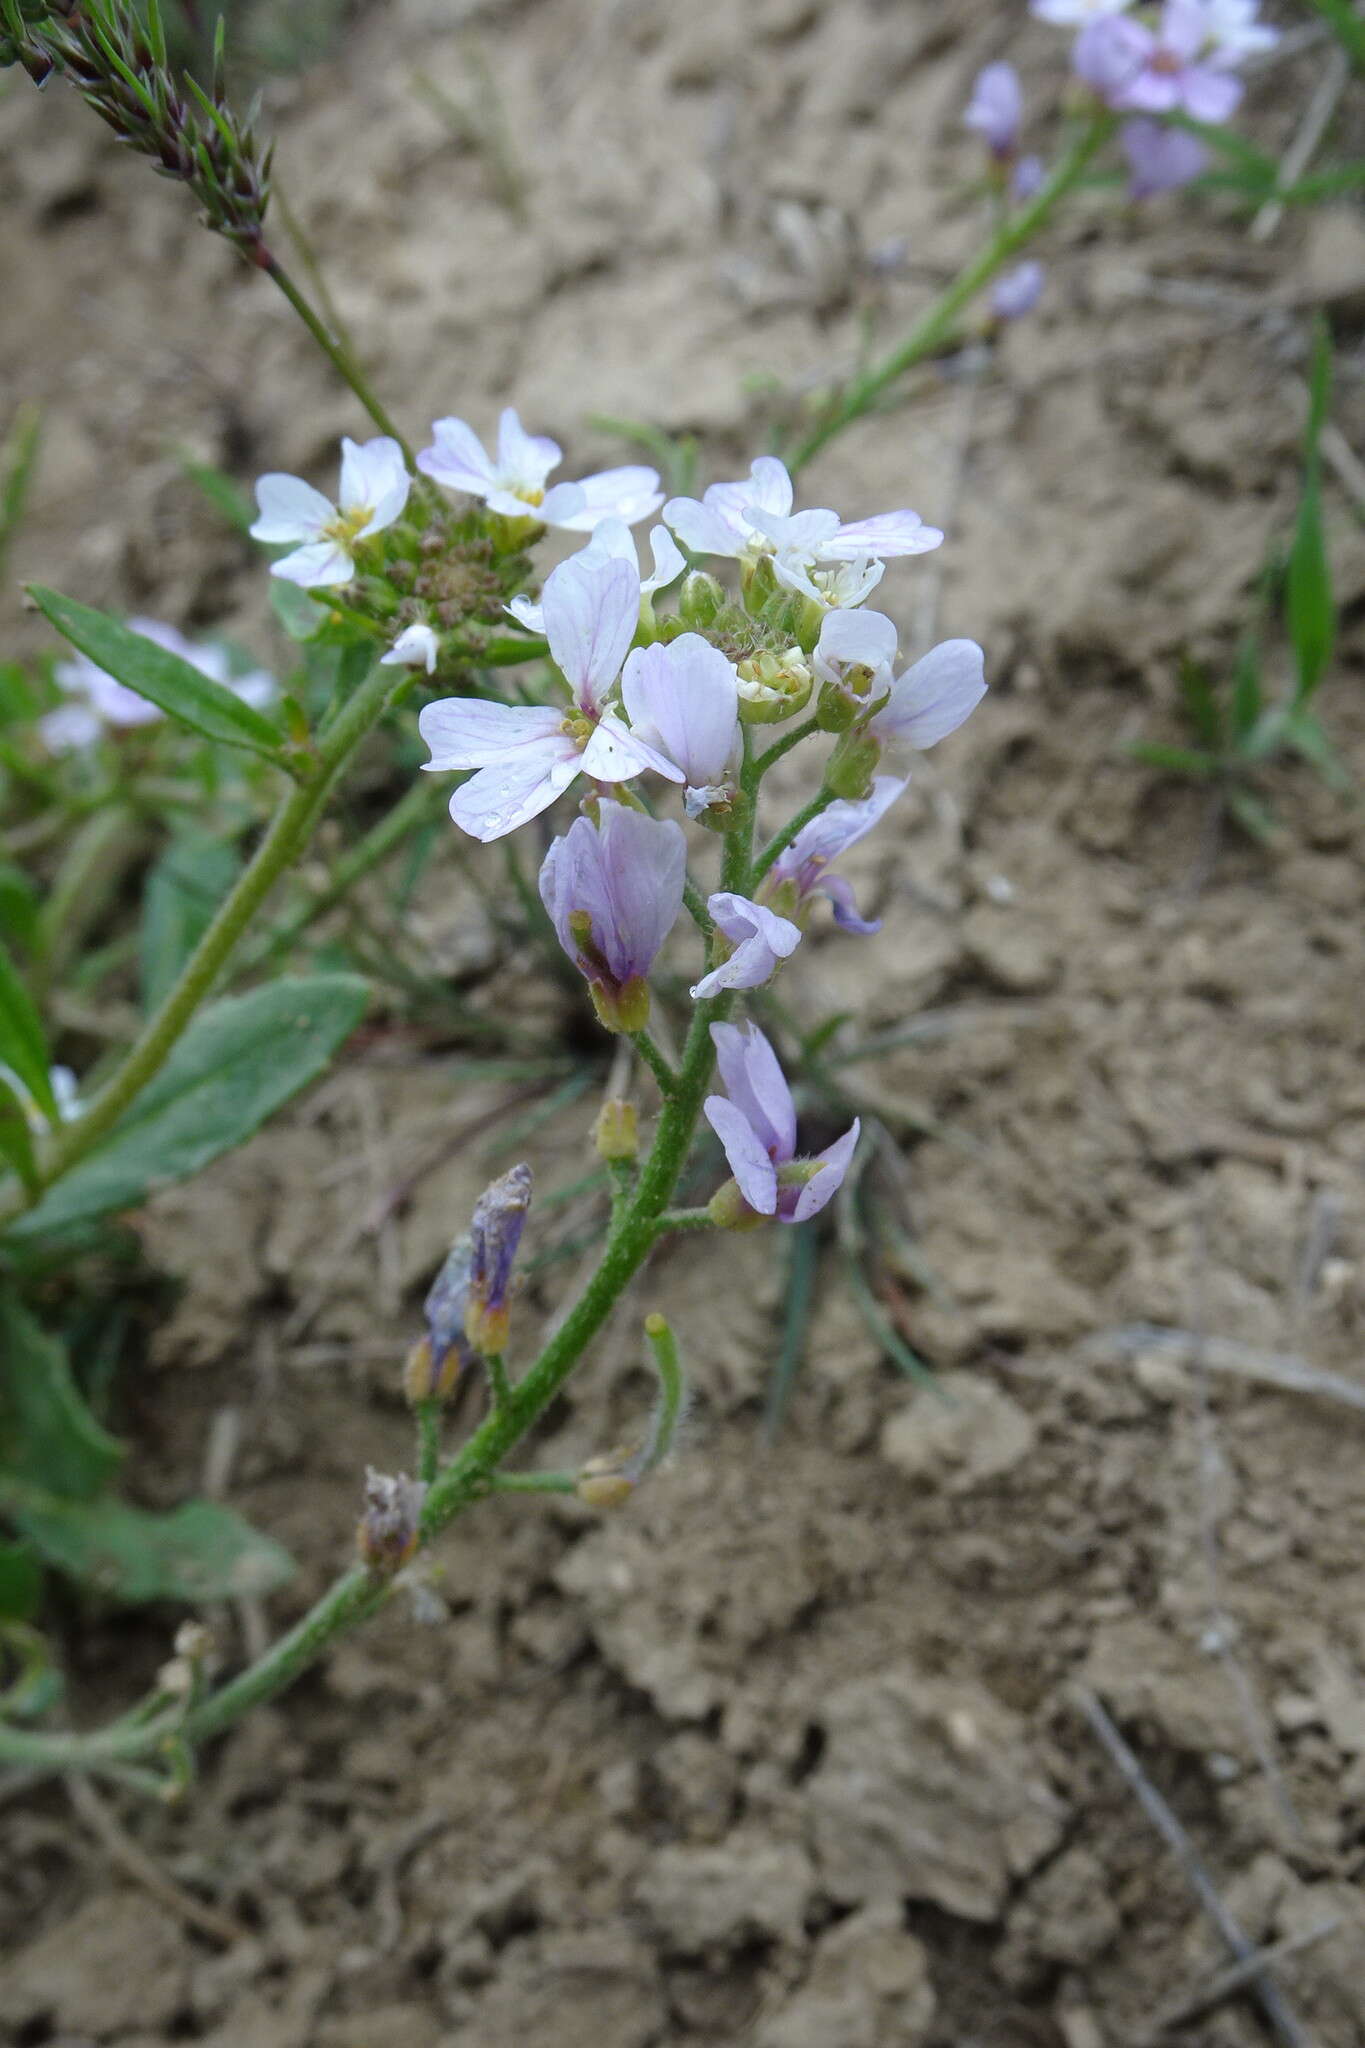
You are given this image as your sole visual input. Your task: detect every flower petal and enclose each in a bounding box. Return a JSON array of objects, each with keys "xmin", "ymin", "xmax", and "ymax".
[
  {"xmin": 495, "ymin": 408, "xmax": 561, "ymax": 489},
  {"xmin": 581, "ymin": 712, "xmax": 683, "ymax": 785},
  {"xmin": 269, "ymin": 540, "xmax": 355, "ymax": 587},
  {"xmin": 340, "ymin": 436, "xmax": 411, "ymax": 531},
  {"xmin": 642, "ymin": 524, "xmax": 686, "ymax": 595},
  {"xmin": 662, "ymin": 495, "xmax": 749, "ymax": 558},
  {"xmin": 449, "ymin": 750, "xmax": 577, "ymax": 842},
  {"xmin": 871, "ymin": 639, "xmax": 986, "ymax": 748},
  {"xmin": 711, "ymin": 455, "xmax": 793, "ymax": 527},
  {"xmin": 789, "ymin": 1119, "xmax": 861, "ymax": 1223},
  {"xmin": 621, "ymin": 634, "xmax": 740, "ymax": 790},
  {"xmin": 250, "ymin": 471, "xmax": 334, "ymax": 544},
  {"xmin": 419, "ymin": 698, "xmax": 567, "ymax": 770},
  {"xmin": 816, "ymin": 873, "xmax": 880, "ymax": 936},
  {"xmin": 542, "ymin": 554, "xmax": 640, "ymax": 711},
  {"xmin": 823, "ymin": 512, "xmax": 944, "ymax": 560},
  {"xmin": 778, "ymin": 775, "xmax": 907, "ymax": 877},
  {"xmin": 704, "ymin": 1095, "xmax": 778, "ymax": 1215},
  {"xmin": 814, "ymin": 606, "xmax": 899, "ymax": 683},
  {"xmin": 710, "ymin": 1020, "xmax": 796, "ymax": 1164},
  {"xmin": 555, "ymin": 466, "xmax": 664, "ymax": 531},
  {"xmin": 690, "ymin": 893, "xmax": 801, "ymax": 999},
  {"xmin": 417, "ymin": 416, "xmax": 497, "ymax": 495}
]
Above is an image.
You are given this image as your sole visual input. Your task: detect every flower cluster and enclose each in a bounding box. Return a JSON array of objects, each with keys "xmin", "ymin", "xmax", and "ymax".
[{"xmin": 248, "ymin": 412, "xmax": 988, "ymax": 1229}]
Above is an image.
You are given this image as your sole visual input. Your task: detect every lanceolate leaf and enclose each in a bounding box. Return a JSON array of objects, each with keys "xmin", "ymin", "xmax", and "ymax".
[
  {"xmin": 0, "ymin": 1291, "xmax": 123, "ymax": 1501},
  {"xmin": 0, "ymin": 1073, "xmax": 40, "ymax": 1198},
  {"xmin": 139, "ymin": 831, "xmax": 242, "ymax": 1015},
  {"xmin": 3, "ymin": 1484, "xmax": 294, "ymax": 1604},
  {"xmin": 0, "ymin": 938, "xmax": 56, "ymax": 1124},
  {"xmin": 27, "ymin": 587, "xmax": 285, "ymax": 757},
  {"xmin": 6, "ymin": 974, "xmax": 369, "ymax": 1239},
  {"xmin": 1286, "ymin": 322, "xmax": 1335, "ymax": 705}
]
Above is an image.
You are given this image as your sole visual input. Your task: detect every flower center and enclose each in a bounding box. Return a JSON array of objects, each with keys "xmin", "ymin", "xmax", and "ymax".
[
  {"xmin": 560, "ymin": 713, "xmax": 594, "ymax": 746},
  {"xmin": 323, "ymin": 504, "xmax": 374, "ymax": 549},
  {"xmin": 513, "ymin": 485, "xmax": 546, "ymax": 508}
]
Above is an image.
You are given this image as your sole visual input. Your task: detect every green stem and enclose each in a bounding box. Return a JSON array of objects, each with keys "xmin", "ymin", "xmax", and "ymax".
[
  {"xmin": 682, "ymin": 876, "xmax": 713, "ymax": 934},
  {"xmin": 655, "ymin": 1207, "xmax": 715, "ymax": 1234},
  {"xmin": 486, "ymin": 1470, "xmax": 578, "ymax": 1495},
  {"xmin": 0, "ymin": 661, "xmax": 404, "ymax": 1229},
  {"xmin": 752, "ymin": 787, "xmax": 836, "ymax": 885},
  {"xmin": 756, "ymin": 715, "xmax": 821, "ymax": 778},
  {"xmin": 631, "ymin": 1029, "xmax": 678, "ymax": 1096},
  {"xmin": 483, "ymin": 1353, "xmax": 512, "ymax": 1410},
  {"xmin": 786, "ymin": 113, "xmax": 1115, "ymax": 471},
  {"xmin": 415, "ymin": 1400, "xmax": 442, "ymax": 1485},
  {"xmin": 261, "ymin": 253, "xmax": 415, "ymax": 465}
]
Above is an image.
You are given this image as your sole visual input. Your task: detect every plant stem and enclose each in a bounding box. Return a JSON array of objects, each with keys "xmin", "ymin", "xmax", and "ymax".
[
  {"xmin": 261, "ymin": 253, "xmax": 416, "ymax": 464},
  {"xmin": 486, "ymin": 1470, "xmax": 578, "ymax": 1495},
  {"xmin": 0, "ymin": 660, "xmax": 404, "ymax": 1229},
  {"xmin": 756, "ymin": 715, "xmax": 822, "ymax": 778},
  {"xmin": 752, "ymin": 787, "xmax": 836, "ymax": 885},
  {"xmin": 483, "ymin": 1353, "xmax": 512, "ymax": 1409},
  {"xmin": 415, "ymin": 1400, "xmax": 442, "ymax": 1485},
  {"xmin": 631, "ymin": 1030, "xmax": 678, "ymax": 1096},
  {"xmin": 655, "ymin": 1207, "xmax": 715, "ymax": 1233},
  {"xmin": 786, "ymin": 112, "xmax": 1115, "ymax": 472}
]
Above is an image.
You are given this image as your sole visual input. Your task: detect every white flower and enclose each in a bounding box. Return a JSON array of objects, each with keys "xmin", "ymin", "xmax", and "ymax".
[
  {"xmin": 418, "ymin": 408, "xmax": 662, "ymax": 532},
  {"xmin": 1193, "ymin": 0, "xmax": 1278, "ymax": 58},
  {"xmin": 620, "ymin": 632, "xmax": 741, "ymax": 808},
  {"xmin": 813, "ymin": 609, "xmax": 987, "ymax": 747},
  {"xmin": 250, "ymin": 436, "xmax": 411, "ymax": 588},
  {"xmin": 1031, "ymin": 0, "xmax": 1135, "ymax": 22},
  {"xmin": 0, "ymin": 1062, "xmax": 81, "ymax": 1131},
  {"xmin": 40, "ymin": 619, "xmax": 276, "ymax": 752},
  {"xmin": 381, "ymin": 623, "xmax": 440, "ymax": 673},
  {"xmin": 663, "ymin": 457, "xmax": 941, "ymax": 603},
  {"xmin": 506, "ymin": 517, "xmax": 685, "ymax": 634}
]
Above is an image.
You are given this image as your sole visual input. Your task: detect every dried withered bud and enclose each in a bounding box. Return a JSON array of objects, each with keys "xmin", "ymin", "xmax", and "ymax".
[
  {"xmin": 356, "ymin": 1468, "xmax": 426, "ymax": 1577},
  {"xmin": 465, "ymin": 1163, "xmax": 532, "ymax": 1356},
  {"xmin": 404, "ymin": 1234, "xmax": 474, "ymax": 1405}
]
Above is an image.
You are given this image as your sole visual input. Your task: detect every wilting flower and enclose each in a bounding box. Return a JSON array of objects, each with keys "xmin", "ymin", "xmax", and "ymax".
[
  {"xmin": 620, "ymin": 633, "xmax": 741, "ymax": 814},
  {"xmin": 418, "ymin": 407, "xmax": 661, "ymax": 531},
  {"xmin": 1032, "ymin": 0, "xmax": 1134, "ymax": 20},
  {"xmin": 991, "ymin": 261, "xmax": 1046, "ymax": 320},
  {"xmin": 663, "ymin": 457, "xmax": 942, "ymax": 605},
  {"xmin": 965, "ymin": 62, "xmax": 1023, "ymax": 157},
  {"xmin": 704, "ymin": 1021, "xmax": 859, "ymax": 1225},
  {"xmin": 41, "ymin": 619, "xmax": 275, "ymax": 752},
  {"xmin": 251, "ymin": 436, "xmax": 410, "ymax": 588},
  {"xmin": 404, "ymin": 1234, "xmax": 474, "ymax": 1404},
  {"xmin": 356, "ymin": 1469, "xmax": 426, "ymax": 1577},
  {"xmin": 764, "ymin": 775, "xmax": 906, "ymax": 935},
  {"xmin": 690, "ymin": 893, "xmax": 802, "ymax": 999},
  {"xmin": 813, "ymin": 609, "xmax": 987, "ymax": 746},
  {"xmin": 419, "ymin": 553, "xmax": 680, "ymax": 841},
  {"xmin": 466, "ymin": 1162, "xmax": 533, "ymax": 1355},
  {"xmin": 381, "ymin": 622, "xmax": 440, "ymax": 673},
  {"xmin": 1075, "ymin": 2, "xmax": 1244, "ymax": 120},
  {"xmin": 506, "ymin": 517, "xmax": 685, "ymax": 634},
  {"xmin": 539, "ymin": 802, "xmax": 686, "ymax": 1032},
  {"xmin": 1121, "ymin": 117, "xmax": 1207, "ymax": 196}
]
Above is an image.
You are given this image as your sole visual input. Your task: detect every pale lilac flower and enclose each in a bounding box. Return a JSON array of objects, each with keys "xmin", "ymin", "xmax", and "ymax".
[
  {"xmin": 1075, "ymin": 2, "xmax": 1243, "ymax": 120},
  {"xmin": 251, "ymin": 436, "xmax": 410, "ymax": 587},
  {"xmin": 466, "ymin": 1162, "xmax": 533, "ymax": 1353},
  {"xmin": 42, "ymin": 619, "xmax": 275, "ymax": 751},
  {"xmin": 765, "ymin": 775, "xmax": 906, "ymax": 935},
  {"xmin": 690, "ymin": 894, "xmax": 802, "ymax": 1000},
  {"xmin": 418, "ymin": 407, "xmax": 661, "ymax": 531},
  {"xmin": 1032, "ymin": 0, "xmax": 1135, "ymax": 20},
  {"xmin": 663, "ymin": 457, "xmax": 941, "ymax": 600},
  {"xmin": 965, "ymin": 62, "xmax": 1023, "ymax": 158},
  {"xmin": 538, "ymin": 801, "xmax": 686, "ymax": 1030},
  {"xmin": 813, "ymin": 609, "xmax": 987, "ymax": 748},
  {"xmin": 381, "ymin": 622, "xmax": 440, "ymax": 673},
  {"xmin": 0, "ymin": 1062, "xmax": 81, "ymax": 1133},
  {"xmin": 704, "ymin": 1021, "xmax": 859, "ymax": 1224},
  {"xmin": 621, "ymin": 633, "xmax": 741, "ymax": 813},
  {"xmin": 418, "ymin": 554, "xmax": 680, "ymax": 842},
  {"xmin": 1122, "ymin": 117, "xmax": 1207, "ymax": 196},
  {"xmin": 505, "ymin": 517, "xmax": 685, "ymax": 634},
  {"xmin": 1012, "ymin": 154, "xmax": 1046, "ymax": 202},
  {"xmin": 1198, "ymin": 0, "xmax": 1278, "ymax": 59},
  {"xmin": 992, "ymin": 261, "xmax": 1045, "ymax": 320}
]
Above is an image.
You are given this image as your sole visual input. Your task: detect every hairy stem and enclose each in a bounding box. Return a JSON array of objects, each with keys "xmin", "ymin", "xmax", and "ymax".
[{"xmin": 261, "ymin": 254, "xmax": 415, "ymax": 464}]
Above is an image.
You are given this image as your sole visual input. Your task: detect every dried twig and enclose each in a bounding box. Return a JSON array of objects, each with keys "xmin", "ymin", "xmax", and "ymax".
[
  {"xmin": 64, "ymin": 1773, "xmax": 247, "ymax": 1947},
  {"xmin": 1140, "ymin": 1916, "xmax": 1341, "ymax": 2041},
  {"xmin": 1073, "ymin": 1686, "xmax": 1313, "ymax": 2048},
  {"xmin": 1084, "ymin": 1323, "xmax": 1365, "ymax": 1414}
]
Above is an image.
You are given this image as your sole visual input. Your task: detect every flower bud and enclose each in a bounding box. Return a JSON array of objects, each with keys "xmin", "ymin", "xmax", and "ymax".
[
  {"xmin": 408, "ymin": 1234, "xmax": 474, "ymax": 1403},
  {"xmin": 594, "ymin": 1098, "xmax": 639, "ymax": 1162},
  {"xmin": 740, "ymin": 552, "xmax": 779, "ymax": 614},
  {"xmin": 465, "ymin": 1164, "xmax": 533, "ymax": 1357},
  {"xmin": 356, "ymin": 1469, "xmax": 426, "ymax": 1576},
  {"xmin": 576, "ymin": 1451, "xmax": 637, "ymax": 1510},
  {"xmin": 825, "ymin": 729, "xmax": 883, "ymax": 801},
  {"xmin": 678, "ymin": 570, "xmax": 725, "ymax": 630},
  {"xmin": 589, "ymin": 973, "xmax": 651, "ymax": 1036}
]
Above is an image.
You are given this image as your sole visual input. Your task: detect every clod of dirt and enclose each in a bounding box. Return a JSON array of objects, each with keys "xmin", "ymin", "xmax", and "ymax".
[
  {"xmin": 635, "ymin": 1830, "xmax": 816, "ymax": 1954},
  {"xmin": 441, "ymin": 1927, "xmax": 664, "ymax": 2047},
  {"xmin": 0, "ymin": 1889, "xmax": 191, "ymax": 2038},
  {"xmin": 879, "ymin": 1370, "xmax": 1037, "ymax": 1489},
  {"xmin": 804, "ymin": 1665, "xmax": 1067, "ymax": 1920},
  {"xmin": 754, "ymin": 1900, "xmax": 936, "ymax": 2048},
  {"xmin": 961, "ymin": 900, "xmax": 1063, "ymax": 994},
  {"xmin": 995, "ymin": 1844, "xmax": 1121, "ymax": 1987}
]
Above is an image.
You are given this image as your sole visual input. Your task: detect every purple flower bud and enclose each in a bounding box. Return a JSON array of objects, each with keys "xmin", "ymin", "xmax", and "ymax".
[
  {"xmin": 964, "ymin": 62, "xmax": 1023, "ymax": 158},
  {"xmin": 1121, "ymin": 118, "xmax": 1207, "ymax": 197},
  {"xmin": 539, "ymin": 801, "xmax": 686, "ymax": 1033},
  {"xmin": 356, "ymin": 1469, "xmax": 425, "ymax": 1576},
  {"xmin": 405, "ymin": 1235, "xmax": 475, "ymax": 1403},
  {"xmin": 991, "ymin": 260, "xmax": 1045, "ymax": 321},
  {"xmin": 703, "ymin": 1021, "xmax": 859, "ymax": 1226},
  {"xmin": 1011, "ymin": 153, "xmax": 1046, "ymax": 202},
  {"xmin": 466, "ymin": 1163, "xmax": 532, "ymax": 1355}
]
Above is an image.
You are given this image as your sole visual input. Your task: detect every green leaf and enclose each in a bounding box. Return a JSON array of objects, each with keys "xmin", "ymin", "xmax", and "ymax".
[
  {"xmin": 1129, "ymin": 742, "xmax": 1218, "ymax": 779},
  {"xmin": 1229, "ymin": 636, "xmax": 1263, "ymax": 743},
  {"xmin": 0, "ymin": 938, "xmax": 56, "ymax": 1124},
  {"xmin": 4, "ymin": 1486, "xmax": 294, "ymax": 1604},
  {"xmin": 1177, "ymin": 656, "xmax": 1224, "ymax": 750},
  {"xmin": 270, "ymin": 577, "xmax": 327, "ymax": 643},
  {"xmin": 0, "ymin": 402, "xmax": 40, "ymax": 581},
  {"xmin": 6, "ymin": 974, "xmax": 369, "ymax": 1240},
  {"xmin": 1281, "ymin": 710, "xmax": 1353, "ymax": 794},
  {"xmin": 27, "ymin": 587, "xmax": 285, "ymax": 758},
  {"xmin": 0, "ymin": 1073, "xmax": 40, "ymax": 1198},
  {"xmin": 0, "ymin": 1292, "xmax": 123, "ymax": 1500},
  {"xmin": 1304, "ymin": 0, "xmax": 1365, "ymax": 70},
  {"xmin": 139, "ymin": 831, "xmax": 242, "ymax": 1015},
  {"xmin": 0, "ymin": 861, "xmax": 40, "ymax": 953},
  {"xmin": 0, "ymin": 1542, "xmax": 41, "ymax": 1621},
  {"xmin": 1226, "ymin": 786, "xmax": 1279, "ymax": 845},
  {"xmin": 0, "ymin": 1620, "xmax": 62, "ymax": 1719},
  {"xmin": 1286, "ymin": 326, "xmax": 1335, "ymax": 704}
]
